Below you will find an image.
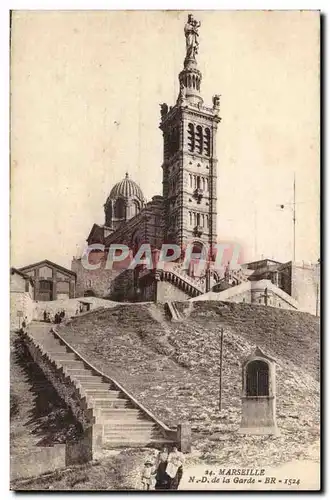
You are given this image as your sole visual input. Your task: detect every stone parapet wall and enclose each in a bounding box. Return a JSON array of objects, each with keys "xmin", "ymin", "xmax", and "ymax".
[
  {"xmin": 156, "ymin": 280, "xmax": 191, "ymax": 302},
  {"xmin": 33, "ymin": 297, "xmax": 116, "ymax": 321},
  {"xmin": 10, "ymin": 291, "xmax": 35, "ymax": 330},
  {"xmin": 10, "ymin": 445, "xmax": 66, "ymax": 481},
  {"xmin": 22, "ymin": 332, "xmax": 93, "ymax": 429}
]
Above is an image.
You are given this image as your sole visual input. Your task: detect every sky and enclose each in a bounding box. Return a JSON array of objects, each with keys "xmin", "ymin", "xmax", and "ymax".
[{"xmin": 10, "ymin": 10, "xmax": 320, "ymax": 269}]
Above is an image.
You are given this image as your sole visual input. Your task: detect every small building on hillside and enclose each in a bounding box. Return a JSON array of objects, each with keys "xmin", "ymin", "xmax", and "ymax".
[
  {"xmin": 241, "ymin": 259, "xmax": 320, "ymax": 315},
  {"xmin": 10, "ymin": 268, "xmax": 35, "ymax": 329},
  {"xmin": 192, "ymin": 279, "xmax": 299, "ymax": 311},
  {"xmin": 18, "ymin": 260, "xmax": 76, "ymax": 302}
]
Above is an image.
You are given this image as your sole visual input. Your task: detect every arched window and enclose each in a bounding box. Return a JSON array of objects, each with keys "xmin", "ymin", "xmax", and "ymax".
[
  {"xmin": 189, "ymin": 211, "xmax": 192, "ymax": 225},
  {"xmin": 131, "ymin": 200, "xmax": 140, "ymax": 217},
  {"xmin": 204, "ymin": 128, "xmax": 211, "ymax": 156},
  {"xmin": 196, "ymin": 125, "xmax": 203, "ymax": 154},
  {"xmin": 169, "ymin": 128, "xmax": 179, "ymax": 157},
  {"xmin": 196, "ymin": 176, "xmax": 201, "ymax": 189},
  {"xmin": 202, "ymin": 177, "xmax": 205, "ymax": 191},
  {"xmin": 196, "ymin": 213, "xmax": 201, "ymax": 226},
  {"xmin": 246, "ymin": 360, "xmax": 269, "ymax": 397},
  {"xmin": 114, "ymin": 198, "xmax": 125, "ymax": 218},
  {"xmin": 189, "ymin": 173, "xmax": 192, "ymax": 188},
  {"xmin": 175, "ymin": 127, "xmax": 180, "ymax": 152},
  {"xmin": 206, "ymin": 178, "xmax": 209, "ymax": 191},
  {"xmin": 201, "ymin": 214, "xmax": 205, "ymax": 227},
  {"xmin": 187, "ymin": 123, "xmax": 195, "ymax": 152}
]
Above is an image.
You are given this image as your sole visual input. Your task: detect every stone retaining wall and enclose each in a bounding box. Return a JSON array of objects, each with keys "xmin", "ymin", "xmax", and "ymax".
[
  {"xmin": 22, "ymin": 333, "xmax": 93, "ymax": 429},
  {"xmin": 11, "ymin": 445, "xmax": 66, "ymax": 481}
]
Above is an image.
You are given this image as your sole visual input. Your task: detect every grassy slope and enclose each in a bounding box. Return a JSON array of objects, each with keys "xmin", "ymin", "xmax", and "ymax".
[{"xmin": 59, "ymin": 301, "xmax": 320, "ymax": 467}]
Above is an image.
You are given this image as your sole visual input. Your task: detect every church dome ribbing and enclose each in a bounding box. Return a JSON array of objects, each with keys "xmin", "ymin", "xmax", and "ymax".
[
  {"xmin": 109, "ymin": 173, "xmax": 144, "ymax": 202},
  {"xmin": 104, "ymin": 173, "xmax": 145, "ymax": 229}
]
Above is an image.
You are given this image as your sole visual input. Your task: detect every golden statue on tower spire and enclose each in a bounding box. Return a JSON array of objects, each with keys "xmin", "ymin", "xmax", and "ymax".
[{"xmin": 184, "ymin": 14, "xmax": 201, "ymax": 65}]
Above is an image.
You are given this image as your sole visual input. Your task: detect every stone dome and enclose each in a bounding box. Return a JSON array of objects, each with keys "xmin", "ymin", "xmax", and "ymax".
[{"xmin": 109, "ymin": 172, "xmax": 144, "ymax": 201}]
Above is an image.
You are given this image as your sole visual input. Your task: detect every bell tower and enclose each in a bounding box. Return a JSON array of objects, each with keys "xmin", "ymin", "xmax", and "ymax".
[{"xmin": 160, "ymin": 14, "xmax": 221, "ymax": 254}]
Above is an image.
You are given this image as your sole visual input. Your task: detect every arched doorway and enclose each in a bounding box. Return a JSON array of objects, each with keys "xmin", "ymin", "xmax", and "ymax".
[{"xmin": 188, "ymin": 241, "xmax": 208, "ymax": 278}]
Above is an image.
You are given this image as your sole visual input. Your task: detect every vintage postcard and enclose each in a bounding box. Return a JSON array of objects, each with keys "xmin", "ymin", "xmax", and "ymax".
[{"xmin": 10, "ymin": 10, "xmax": 320, "ymax": 491}]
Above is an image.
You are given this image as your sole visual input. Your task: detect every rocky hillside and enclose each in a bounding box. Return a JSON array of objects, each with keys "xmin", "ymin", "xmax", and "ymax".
[{"xmin": 59, "ymin": 301, "xmax": 320, "ymax": 466}]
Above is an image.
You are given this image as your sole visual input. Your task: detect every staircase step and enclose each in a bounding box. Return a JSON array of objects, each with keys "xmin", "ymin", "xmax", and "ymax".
[
  {"xmin": 103, "ymin": 422, "xmax": 157, "ymax": 430},
  {"xmin": 83, "ymin": 388, "xmax": 120, "ymax": 394},
  {"xmin": 64, "ymin": 369, "xmax": 93, "ymax": 376},
  {"xmin": 77, "ymin": 379, "xmax": 110, "ymax": 385},
  {"xmin": 103, "ymin": 432, "xmax": 164, "ymax": 440},
  {"xmin": 97, "ymin": 417, "xmax": 148, "ymax": 424},
  {"xmin": 74, "ymin": 379, "xmax": 109, "ymax": 386},
  {"xmin": 73, "ymin": 379, "xmax": 108, "ymax": 387},
  {"xmin": 86, "ymin": 392, "xmax": 125, "ymax": 400},
  {"xmin": 83, "ymin": 390, "xmax": 121, "ymax": 398},
  {"xmin": 57, "ymin": 360, "xmax": 86, "ymax": 368},
  {"xmin": 96, "ymin": 408, "xmax": 141, "ymax": 415},
  {"xmin": 92, "ymin": 399, "xmax": 132, "ymax": 408},
  {"xmin": 51, "ymin": 353, "xmax": 78, "ymax": 360},
  {"xmin": 50, "ymin": 349, "xmax": 75, "ymax": 355},
  {"xmin": 69, "ymin": 374, "xmax": 101, "ymax": 379},
  {"xmin": 104, "ymin": 422, "xmax": 159, "ymax": 435},
  {"xmin": 102, "ymin": 438, "xmax": 174, "ymax": 449},
  {"xmin": 42, "ymin": 345, "xmax": 67, "ymax": 351},
  {"xmin": 45, "ymin": 352, "xmax": 74, "ymax": 359}
]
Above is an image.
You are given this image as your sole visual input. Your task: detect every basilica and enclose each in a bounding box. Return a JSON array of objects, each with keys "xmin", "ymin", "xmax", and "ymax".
[{"xmin": 71, "ymin": 15, "xmax": 319, "ymax": 315}]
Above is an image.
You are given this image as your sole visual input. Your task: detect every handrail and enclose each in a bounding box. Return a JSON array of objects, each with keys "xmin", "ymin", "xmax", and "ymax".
[
  {"xmin": 51, "ymin": 327, "xmax": 175, "ymax": 435},
  {"xmin": 163, "ymin": 269, "xmax": 204, "ymax": 294},
  {"xmin": 165, "ymin": 271, "xmax": 203, "ymax": 296}
]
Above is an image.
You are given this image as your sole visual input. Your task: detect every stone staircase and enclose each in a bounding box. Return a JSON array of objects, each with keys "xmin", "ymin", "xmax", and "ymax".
[
  {"xmin": 165, "ymin": 301, "xmax": 183, "ymax": 322},
  {"xmin": 212, "ymin": 268, "xmax": 249, "ymax": 293},
  {"xmin": 24, "ymin": 322, "xmax": 176, "ymax": 450},
  {"xmin": 158, "ymin": 269, "xmax": 203, "ymax": 298}
]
